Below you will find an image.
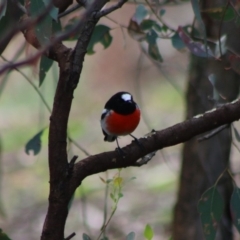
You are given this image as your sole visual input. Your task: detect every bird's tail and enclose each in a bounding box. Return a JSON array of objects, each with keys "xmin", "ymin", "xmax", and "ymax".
[{"xmin": 104, "ymin": 135, "xmax": 116, "ymax": 142}]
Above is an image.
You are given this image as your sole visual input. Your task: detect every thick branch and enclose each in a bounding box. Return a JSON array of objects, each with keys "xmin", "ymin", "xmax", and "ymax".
[
  {"xmin": 70, "ymin": 99, "xmax": 240, "ymax": 190},
  {"xmin": 41, "ymin": 1, "xmax": 111, "ymax": 240}
]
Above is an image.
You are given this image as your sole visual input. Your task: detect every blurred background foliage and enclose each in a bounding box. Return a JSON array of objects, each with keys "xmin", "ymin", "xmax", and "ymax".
[{"xmin": 1, "ymin": 0, "xmax": 240, "ymax": 239}]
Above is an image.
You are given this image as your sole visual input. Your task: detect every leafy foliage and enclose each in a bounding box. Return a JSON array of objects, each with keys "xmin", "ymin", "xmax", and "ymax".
[
  {"xmin": 208, "ymin": 74, "xmax": 220, "ymax": 102},
  {"xmin": 2, "ymin": 0, "xmax": 240, "ymax": 239},
  {"xmin": 198, "ymin": 186, "xmax": 224, "ymax": 240},
  {"xmin": 82, "ymin": 233, "xmax": 91, "ymax": 240},
  {"xmin": 171, "ymin": 32, "xmax": 185, "ymax": 50},
  {"xmin": 39, "ymin": 56, "xmax": 54, "ymax": 86},
  {"xmin": 0, "ymin": 0, "xmax": 24, "ymax": 54},
  {"xmin": 146, "ymin": 29, "xmax": 163, "ymax": 62},
  {"xmin": 178, "ymin": 26, "xmax": 214, "ymax": 57},
  {"xmin": 230, "ymin": 187, "xmax": 240, "ymax": 232},
  {"xmin": 0, "ymin": 229, "xmax": 11, "ymax": 240},
  {"xmin": 63, "ymin": 17, "xmax": 80, "ymax": 41},
  {"xmin": 30, "ymin": 0, "xmax": 52, "ymax": 46},
  {"xmin": 134, "ymin": 4, "xmax": 148, "ymax": 24},
  {"xmin": 25, "ymin": 129, "xmax": 45, "ymax": 155},
  {"xmin": 144, "ymin": 224, "xmax": 154, "ymax": 240},
  {"xmin": 126, "ymin": 232, "xmax": 135, "ymax": 240},
  {"xmin": 87, "ymin": 25, "xmax": 113, "ymax": 54},
  {"xmin": 42, "ymin": 0, "xmax": 59, "ymax": 21},
  {"xmin": 128, "ymin": 4, "xmax": 165, "ymax": 62},
  {"xmin": 203, "ymin": 6, "xmax": 235, "ymax": 21},
  {"xmin": 0, "ymin": 0, "xmax": 7, "ymax": 20},
  {"xmin": 233, "ymin": 126, "xmax": 240, "ymax": 142}
]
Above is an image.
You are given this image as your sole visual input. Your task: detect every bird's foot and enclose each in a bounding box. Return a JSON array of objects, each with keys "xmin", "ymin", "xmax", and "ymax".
[
  {"xmin": 115, "ymin": 147, "xmax": 126, "ymax": 158},
  {"xmin": 129, "ymin": 134, "xmax": 144, "ymax": 151}
]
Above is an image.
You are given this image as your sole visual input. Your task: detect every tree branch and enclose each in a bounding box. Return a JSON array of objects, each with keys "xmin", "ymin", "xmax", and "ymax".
[
  {"xmin": 96, "ymin": 0, "xmax": 128, "ymax": 18},
  {"xmin": 70, "ymin": 99, "xmax": 240, "ymax": 191},
  {"xmin": 39, "ymin": 0, "xmax": 240, "ymax": 239},
  {"xmin": 41, "ymin": 1, "xmax": 117, "ymax": 240}
]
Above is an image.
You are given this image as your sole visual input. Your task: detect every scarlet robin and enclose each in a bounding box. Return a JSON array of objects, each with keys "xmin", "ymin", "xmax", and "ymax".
[{"xmin": 100, "ymin": 92, "xmax": 141, "ymax": 152}]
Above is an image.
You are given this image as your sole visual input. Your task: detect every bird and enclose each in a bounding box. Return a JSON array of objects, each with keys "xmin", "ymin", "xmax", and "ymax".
[{"xmin": 100, "ymin": 91, "xmax": 141, "ymax": 153}]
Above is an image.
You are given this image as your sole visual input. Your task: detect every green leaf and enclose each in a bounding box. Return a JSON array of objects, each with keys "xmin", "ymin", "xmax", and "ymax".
[
  {"xmin": 118, "ymin": 192, "xmax": 124, "ymax": 198},
  {"xmin": 144, "ymin": 224, "xmax": 154, "ymax": 240},
  {"xmin": 126, "ymin": 232, "xmax": 135, "ymax": 240},
  {"xmin": 42, "ymin": 0, "xmax": 59, "ymax": 21},
  {"xmin": 87, "ymin": 25, "xmax": 112, "ymax": 55},
  {"xmin": 110, "ymin": 192, "xmax": 115, "ymax": 201},
  {"xmin": 159, "ymin": 9, "xmax": 165, "ymax": 16},
  {"xmin": 140, "ymin": 19, "xmax": 155, "ymax": 30},
  {"xmin": 134, "ymin": 4, "xmax": 148, "ymax": 24},
  {"xmin": 140, "ymin": 20, "xmax": 162, "ymax": 32},
  {"xmin": 208, "ymin": 74, "xmax": 220, "ymax": 101},
  {"xmin": 82, "ymin": 233, "xmax": 91, "ymax": 240},
  {"xmin": 106, "ymin": 179, "xmax": 112, "ymax": 184},
  {"xmin": 0, "ymin": 0, "xmax": 23, "ymax": 55},
  {"xmin": 191, "ymin": 0, "xmax": 203, "ymax": 24},
  {"xmin": 30, "ymin": 0, "xmax": 52, "ymax": 46},
  {"xmin": 178, "ymin": 26, "xmax": 214, "ymax": 58},
  {"xmin": 148, "ymin": 43, "xmax": 162, "ymax": 62},
  {"xmin": 162, "ymin": 25, "xmax": 168, "ymax": 32},
  {"xmin": 52, "ymin": 19, "xmax": 62, "ymax": 34},
  {"xmin": 0, "ymin": 0, "xmax": 7, "ymax": 20},
  {"xmin": 198, "ymin": 186, "xmax": 224, "ymax": 240},
  {"xmin": 231, "ymin": 186, "xmax": 240, "ymax": 233},
  {"xmin": 39, "ymin": 56, "xmax": 53, "ymax": 86},
  {"xmin": 0, "ymin": 16, "xmax": 10, "ymax": 55},
  {"xmin": 204, "ymin": 6, "xmax": 235, "ymax": 21},
  {"xmin": 214, "ymin": 35, "xmax": 227, "ymax": 58},
  {"xmin": 153, "ymin": 23, "xmax": 162, "ymax": 32},
  {"xmin": 233, "ymin": 126, "xmax": 240, "ymax": 142},
  {"xmin": 63, "ymin": 17, "xmax": 79, "ymax": 41},
  {"xmin": 128, "ymin": 19, "xmax": 146, "ymax": 42},
  {"xmin": 0, "ymin": 229, "xmax": 11, "ymax": 240},
  {"xmin": 171, "ymin": 32, "xmax": 185, "ymax": 50},
  {"xmin": 25, "ymin": 129, "xmax": 44, "ymax": 155},
  {"xmin": 146, "ymin": 29, "xmax": 163, "ymax": 62},
  {"xmin": 146, "ymin": 29, "xmax": 158, "ymax": 45},
  {"xmin": 191, "ymin": 0, "xmax": 208, "ymax": 58}
]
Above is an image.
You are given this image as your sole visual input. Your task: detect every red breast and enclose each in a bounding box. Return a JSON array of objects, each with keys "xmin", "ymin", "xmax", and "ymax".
[{"xmin": 105, "ymin": 108, "xmax": 140, "ymax": 136}]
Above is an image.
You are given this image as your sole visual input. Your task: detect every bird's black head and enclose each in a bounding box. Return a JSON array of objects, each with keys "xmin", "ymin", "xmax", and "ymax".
[{"xmin": 105, "ymin": 92, "xmax": 137, "ymax": 115}]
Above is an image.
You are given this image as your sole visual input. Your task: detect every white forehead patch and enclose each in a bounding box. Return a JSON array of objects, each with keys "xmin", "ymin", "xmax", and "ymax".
[
  {"xmin": 102, "ymin": 108, "xmax": 108, "ymax": 114},
  {"xmin": 121, "ymin": 93, "xmax": 131, "ymax": 101}
]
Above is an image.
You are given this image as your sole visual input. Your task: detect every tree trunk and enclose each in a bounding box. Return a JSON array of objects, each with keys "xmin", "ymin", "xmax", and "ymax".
[{"xmin": 173, "ymin": 1, "xmax": 240, "ymax": 239}]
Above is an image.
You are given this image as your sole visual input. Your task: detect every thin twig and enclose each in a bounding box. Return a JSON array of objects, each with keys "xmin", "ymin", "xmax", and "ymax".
[
  {"xmin": 68, "ymin": 137, "xmax": 91, "ymax": 156},
  {"xmin": 0, "ymin": 1, "xmax": 54, "ymax": 55},
  {"xmin": 0, "ymin": 55, "xmax": 52, "ymax": 113},
  {"xmin": 232, "ymin": 140, "xmax": 240, "ymax": 153},
  {"xmin": 69, "ymin": 155, "xmax": 78, "ymax": 165},
  {"xmin": 0, "ymin": 9, "xmax": 87, "ymax": 75},
  {"xmin": 101, "ymin": 171, "xmax": 109, "ymax": 238},
  {"xmin": 96, "ymin": 0, "xmax": 128, "ymax": 18},
  {"xmin": 144, "ymin": 0, "xmax": 175, "ymax": 32},
  {"xmin": 198, "ymin": 124, "xmax": 229, "ymax": 142},
  {"xmin": 64, "ymin": 232, "xmax": 76, "ymax": 240},
  {"xmin": 58, "ymin": 4, "xmax": 83, "ymax": 18}
]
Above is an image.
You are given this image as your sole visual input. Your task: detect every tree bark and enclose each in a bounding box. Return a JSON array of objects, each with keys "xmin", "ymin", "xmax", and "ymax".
[{"xmin": 173, "ymin": 0, "xmax": 240, "ymax": 239}]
